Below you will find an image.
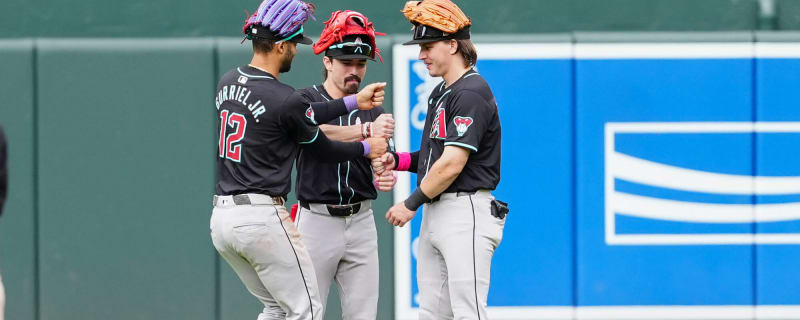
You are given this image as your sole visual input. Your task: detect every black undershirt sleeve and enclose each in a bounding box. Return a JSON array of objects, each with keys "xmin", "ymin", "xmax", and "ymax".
[
  {"xmin": 408, "ymin": 150, "xmax": 419, "ymax": 173},
  {"xmin": 288, "ymin": 90, "xmax": 351, "ymax": 124},
  {"xmin": 309, "ymin": 99, "xmax": 348, "ymax": 124},
  {"xmin": 391, "ymin": 150, "xmax": 420, "ymax": 173},
  {"xmin": 303, "ymin": 130, "xmax": 365, "ymax": 163}
]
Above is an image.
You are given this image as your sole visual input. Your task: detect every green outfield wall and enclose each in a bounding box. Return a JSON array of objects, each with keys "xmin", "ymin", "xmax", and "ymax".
[
  {"xmin": 0, "ymin": 0, "xmax": 772, "ymax": 38},
  {"xmin": 1, "ymin": 30, "xmax": 799, "ymax": 320}
]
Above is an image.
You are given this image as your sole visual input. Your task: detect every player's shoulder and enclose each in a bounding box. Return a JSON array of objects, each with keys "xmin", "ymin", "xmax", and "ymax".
[
  {"xmin": 458, "ymin": 71, "xmax": 491, "ymax": 95},
  {"xmin": 297, "ymin": 84, "xmax": 326, "ymax": 103},
  {"xmin": 280, "ymin": 89, "xmax": 317, "ymax": 114},
  {"xmin": 217, "ymin": 68, "xmax": 241, "ymax": 86},
  {"xmin": 454, "ymin": 72, "xmax": 493, "ymax": 102}
]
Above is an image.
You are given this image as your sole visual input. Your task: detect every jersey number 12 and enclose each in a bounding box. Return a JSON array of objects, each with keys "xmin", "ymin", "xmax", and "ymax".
[{"xmin": 219, "ymin": 110, "xmax": 247, "ymax": 162}]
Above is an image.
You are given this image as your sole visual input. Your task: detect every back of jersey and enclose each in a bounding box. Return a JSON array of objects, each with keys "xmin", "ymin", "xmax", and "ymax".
[{"xmin": 214, "ymin": 65, "xmax": 297, "ymax": 197}]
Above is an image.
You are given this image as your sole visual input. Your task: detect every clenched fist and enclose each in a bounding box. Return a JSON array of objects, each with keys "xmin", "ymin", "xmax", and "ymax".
[
  {"xmin": 364, "ymin": 137, "xmax": 388, "ymax": 159},
  {"xmin": 371, "ymin": 152, "xmax": 395, "ymax": 175},
  {"xmin": 356, "ymin": 82, "xmax": 387, "ymax": 110},
  {"xmin": 373, "ymin": 170, "xmax": 397, "ymax": 192},
  {"xmin": 371, "ymin": 113, "xmax": 395, "ymax": 139},
  {"xmin": 386, "ymin": 202, "xmax": 416, "ymax": 227}
]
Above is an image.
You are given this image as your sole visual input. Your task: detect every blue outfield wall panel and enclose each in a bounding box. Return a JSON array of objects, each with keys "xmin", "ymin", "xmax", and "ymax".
[
  {"xmin": 576, "ymin": 56, "xmax": 755, "ymax": 306},
  {"xmin": 480, "ymin": 59, "xmax": 575, "ymax": 306},
  {"xmin": 755, "ymin": 54, "xmax": 800, "ymax": 306}
]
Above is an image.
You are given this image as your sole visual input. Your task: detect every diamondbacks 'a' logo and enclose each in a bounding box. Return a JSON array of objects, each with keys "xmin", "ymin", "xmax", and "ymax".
[
  {"xmin": 453, "ymin": 116, "xmax": 474, "ymax": 137},
  {"xmin": 429, "ymin": 105, "xmax": 447, "ymax": 139},
  {"xmin": 305, "ymin": 106, "xmax": 317, "ymax": 124}
]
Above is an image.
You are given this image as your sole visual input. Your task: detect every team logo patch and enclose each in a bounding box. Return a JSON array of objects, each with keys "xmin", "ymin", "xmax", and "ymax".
[
  {"xmin": 354, "ymin": 37, "xmax": 364, "ymax": 54},
  {"xmin": 237, "ymin": 75, "xmax": 248, "ymax": 84},
  {"xmin": 305, "ymin": 106, "xmax": 317, "ymax": 124},
  {"xmin": 429, "ymin": 105, "xmax": 447, "ymax": 139},
  {"xmin": 453, "ymin": 116, "xmax": 473, "ymax": 137}
]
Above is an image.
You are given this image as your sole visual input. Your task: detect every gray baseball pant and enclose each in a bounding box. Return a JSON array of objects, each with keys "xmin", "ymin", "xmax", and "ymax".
[
  {"xmin": 210, "ymin": 194, "xmax": 323, "ymax": 320},
  {"xmin": 417, "ymin": 190, "xmax": 505, "ymax": 320},
  {"xmin": 295, "ymin": 200, "xmax": 379, "ymax": 320}
]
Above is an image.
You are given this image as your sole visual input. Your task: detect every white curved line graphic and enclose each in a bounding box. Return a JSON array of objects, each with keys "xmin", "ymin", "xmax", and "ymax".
[
  {"xmin": 614, "ymin": 192, "xmax": 800, "ymax": 223},
  {"xmin": 613, "ymin": 152, "xmax": 800, "ymax": 195}
]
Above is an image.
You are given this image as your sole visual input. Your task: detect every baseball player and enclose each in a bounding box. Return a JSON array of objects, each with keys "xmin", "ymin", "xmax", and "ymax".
[
  {"xmin": 372, "ymin": 0, "xmax": 508, "ymax": 319},
  {"xmin": 293, "ymin": 10, "xmax": 395, "ymax": 319},
  {"xmin": 209, "ymin": 1, "xmax": 388, "ymax": 319}
]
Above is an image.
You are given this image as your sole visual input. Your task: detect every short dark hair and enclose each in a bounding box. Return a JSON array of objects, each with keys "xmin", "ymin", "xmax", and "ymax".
[
  {"xmin": 455, "ymin": 39, "xmax": 477, "ymax": 67},
  {"xmin": 252, "ymin": 37, "xmax": 276, "ymax": 54}
]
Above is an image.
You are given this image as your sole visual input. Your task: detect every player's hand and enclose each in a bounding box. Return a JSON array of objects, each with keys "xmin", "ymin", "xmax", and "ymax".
[
  {"xmin": 356, "ymin": 82, "xmax": 387, "ymax": 110},
  {"xmin": 364, "ymin": 137, "xmax": 388, "ymax": 159},
  {"xmin": 373, "ymin": 170, "xmax": 397, "ymax": 192},
  {"xmin": 371, "ymin": 113, "xmax": 395, "ymax": 138},
  {"xmin": 386, "ymin": 202, "xmax": 416, "ymax": 227},
  {"xmin": 372, "ymin": 152, "xmax": 395, "ymax": 175}
]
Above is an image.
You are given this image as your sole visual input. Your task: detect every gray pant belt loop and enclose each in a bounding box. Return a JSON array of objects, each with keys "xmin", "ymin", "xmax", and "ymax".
[
  {"xmin": 213, "ymin": 194, "xmax": 286, "ymax": 207},
  {"xmin": 299, "ymin": 199, "xmax": 372, "ymax": 217}
]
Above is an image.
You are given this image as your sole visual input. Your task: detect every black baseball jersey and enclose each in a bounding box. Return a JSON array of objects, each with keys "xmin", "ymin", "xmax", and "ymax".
[
  {"xmin": 417, "ymin": 69, "xmax": 501, "ymax": 192},
  {"xmin": 215, "ymin": 66, "xmax": 348, "ymax": 197},
  {"xmin": 295, "ymin": 85, "xmax": 384, "ymax": 204}
]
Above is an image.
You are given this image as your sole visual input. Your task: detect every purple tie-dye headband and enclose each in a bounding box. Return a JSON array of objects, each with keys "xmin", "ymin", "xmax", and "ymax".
[{"xmin": 242, "ymin": 0, "xmax": 316, "ymax": 38}]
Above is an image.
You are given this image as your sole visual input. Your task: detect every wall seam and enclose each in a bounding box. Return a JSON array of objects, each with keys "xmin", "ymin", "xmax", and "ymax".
[
  {"xmin": 570, "ymin": 32, "xmax": 579, "ymax": 319},
  {"xmin": 32, "ymin": 38, "xmax": 40, "ymax": 320},
  {"xmin": 212, "ymin": 38, "xmax": 221, "ymax": 320}
]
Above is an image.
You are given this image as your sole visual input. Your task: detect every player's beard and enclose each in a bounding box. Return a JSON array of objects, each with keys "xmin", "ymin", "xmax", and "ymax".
[
  {"xmin": 342, "ymin": 74, "xmax": 361, "ymax": 94},
  {"xmin": 279, "ymin": 50, "xmax": 293, "ymax": 73}
]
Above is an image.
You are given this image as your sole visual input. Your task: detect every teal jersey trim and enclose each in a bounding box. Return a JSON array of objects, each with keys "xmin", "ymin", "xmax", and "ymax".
[
  {"xmin": 444, "ymin": 141, "xmax": 478, "ymax": 152},
  {"xmin": 299, "ymin": 128, "xmax": 320, "ymax": 144},
  {"xmin": 237, "ymin": 67, "xmax": 274, "ymax": 79}
]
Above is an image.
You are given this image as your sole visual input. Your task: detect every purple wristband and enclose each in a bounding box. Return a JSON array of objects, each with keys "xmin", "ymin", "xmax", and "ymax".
[
  {"xmin": 344, "ymin": 95, "xmax": 358, "ymax": 112},
  {"xmin": 360, "ymin": 140, "xmax": 370, "ymax": 156}
]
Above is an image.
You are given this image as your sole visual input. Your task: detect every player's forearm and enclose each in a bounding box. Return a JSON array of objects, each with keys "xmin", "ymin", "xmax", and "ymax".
[
  {"xmin": 310, "ymin": 95, "xmax": 358, "ymax": 124},
  {"xmin": 303, "ymin": 129, "xmax": 367, "ymax": 162},
  {"xmin": 418, "ymin": 157, "xmax": 464, "ymax": 198},
  {"xmin": 403, "ymin": 147, "xmax": 468, "ymax": 211},
  {"xmin": 319, "ymin": 124, "xmax": 363, "ymax": 142}
]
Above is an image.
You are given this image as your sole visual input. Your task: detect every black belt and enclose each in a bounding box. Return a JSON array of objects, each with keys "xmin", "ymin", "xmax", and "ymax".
[
  {"xmin": 428, "ymin": 190, "xmax": 478, "ymax": 203},
  {"xmin": 299, "ymin": 201, "xmax": 362, "ymax": 217}
]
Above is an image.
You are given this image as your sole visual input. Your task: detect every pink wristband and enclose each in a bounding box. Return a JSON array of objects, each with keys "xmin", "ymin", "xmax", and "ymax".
[{"xmin": 397, "ymin": 152, "xmax": 411, "ymax": 171}]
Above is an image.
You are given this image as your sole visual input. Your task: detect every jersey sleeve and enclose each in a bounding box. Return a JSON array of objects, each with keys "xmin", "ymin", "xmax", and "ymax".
[
  {"xmin": 282, "ymin": 94, "xmax": 322, "ymax": 144},
  {"xmin": 443, "ymin": 90, "xmax": 492, "ymax": 152},
  {"xmin": 296, "ymin": 88, "xmax": 317, "ymax": 103}
]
